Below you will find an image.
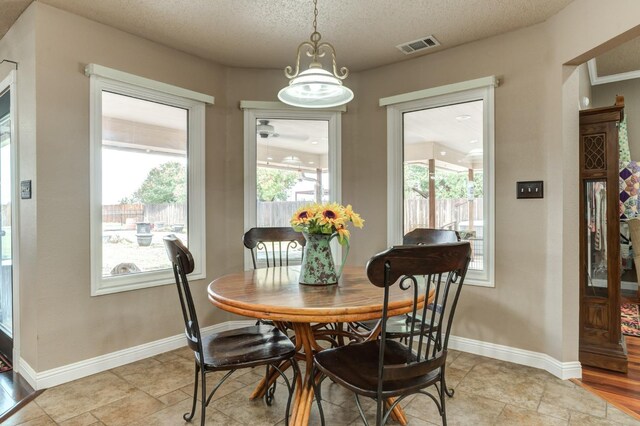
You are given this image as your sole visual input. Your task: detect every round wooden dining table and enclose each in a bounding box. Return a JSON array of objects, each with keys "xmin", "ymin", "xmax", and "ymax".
[{"xmin": 208, "ymin": 265, "xmax": 431, "ymax": 426}]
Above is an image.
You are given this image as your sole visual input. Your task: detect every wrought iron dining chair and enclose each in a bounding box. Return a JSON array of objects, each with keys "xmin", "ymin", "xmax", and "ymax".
[
  {"xmin": 312, "ymin": 242, "xmax": 471, "ymax": 426},
  {"xmin": 356, "ymin": 228, "xmax": 460, "ymax": 341},
  {"xmin": 163, "ymin": 235, "xmax": 300, "ymax": 426},
  {"xmin": 243, "ymin": 227, "xmax": 306, "ymax": 269}
]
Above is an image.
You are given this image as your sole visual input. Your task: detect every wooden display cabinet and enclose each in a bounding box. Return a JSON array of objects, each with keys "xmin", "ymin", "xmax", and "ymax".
[{"xmin": 578, "ymin": 97, "xmax": 628, "ymax": 373}]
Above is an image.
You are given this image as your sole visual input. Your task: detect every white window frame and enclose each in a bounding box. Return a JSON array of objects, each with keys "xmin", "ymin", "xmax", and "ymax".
[
  {"xmin": 88, "ymin": 65, "xmax": 211, "ymax": 295},
  {"xmin": 242, "ymin": 101, "xmax": 343, "ymax": 270},
  {"xmin": 385, "ymin": 80, "xmax": 496, "ymax": 287}
]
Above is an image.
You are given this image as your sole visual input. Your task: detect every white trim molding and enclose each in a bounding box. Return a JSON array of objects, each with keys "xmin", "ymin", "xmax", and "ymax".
[
  {"xmin": 587, "ymin": 58, "xmax": 640, "ymax": 86},
  {"xmin": 380, "ymin": 76, "xmax": 499, "ymax": 107},
  {"xmin": 18, "ymin": 320, "xmax": 580, "ymax": 391},
  {"xmin": 240, "ymin": 100, "xmax": 347, "ymax": 112},
  {"xmin": 19, "ymin": 320, "xmax": 255, "ymax": 390},
  {"xmin": 85, "ymin": 64, "xmax": 214, "ymax": 104},
  {"xmin": 448, "ymin": 335, "xmax": 582, "ymax": 380}
]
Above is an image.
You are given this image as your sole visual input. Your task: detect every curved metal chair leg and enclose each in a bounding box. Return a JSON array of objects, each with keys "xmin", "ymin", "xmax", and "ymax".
[
  {"xmin": 184, "ymin": 361, "xmax": 200, "ymax": 421},
  {"xmin": 285, "ymin": 360, "xmax": 300, "ymax": 426},
  {"xmin": 265, "ymin": 364, "xmax": 277, "ymax": 406},
  {"xmin": 199, "ymin": 366, "xmax": 207, "ymax": 426},
  {"xmin": 311, "ymin": 364, "xmax": 326, "ymax": 426},
  {"xmin": 440, "ymin": 378, "xmax": 448, "ymax": 426}
]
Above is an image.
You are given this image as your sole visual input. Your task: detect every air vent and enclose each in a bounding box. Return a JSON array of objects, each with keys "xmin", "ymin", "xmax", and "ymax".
[{"xmin": 396, "ymin": 35, "xmax": 440, "ymax": 55}]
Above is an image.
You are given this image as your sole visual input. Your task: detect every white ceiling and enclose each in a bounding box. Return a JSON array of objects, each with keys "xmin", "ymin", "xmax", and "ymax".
[
  {"xmin": 1, "ymin": 0, "xmax": 573, "ymax": 72},
  {"xmin": 595, "ymin": 37, "xmax": 640, "ymax": 77}
]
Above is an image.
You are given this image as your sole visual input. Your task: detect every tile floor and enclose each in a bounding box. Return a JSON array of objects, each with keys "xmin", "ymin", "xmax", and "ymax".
[{"xmin": 4, "ymin": 346, "xmax": 640, "ymax": 425}]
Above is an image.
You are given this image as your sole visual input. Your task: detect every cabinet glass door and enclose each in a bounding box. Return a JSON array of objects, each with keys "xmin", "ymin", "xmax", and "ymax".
[{"xmin": 585, "ymin": 179, "xmax": 608, "ymax": 297}]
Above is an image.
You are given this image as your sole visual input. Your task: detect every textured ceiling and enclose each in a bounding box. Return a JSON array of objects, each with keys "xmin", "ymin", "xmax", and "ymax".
[
  {"xmin": 595, "ymin": 37, "xmax": 640, "ymax": 77},
  {"xmin": 0, "ymin": 0, "xmax": 32, "ymax": 38},
  {"xmin": 0, "ymin": 0, "xmax": 574, "ymax": 72}
]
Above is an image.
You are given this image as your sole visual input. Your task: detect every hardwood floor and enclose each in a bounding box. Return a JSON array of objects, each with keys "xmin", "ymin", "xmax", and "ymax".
[
  {"xmin": 0, "ymin": 371, "xmax": 39, "ymax": 422},
  {"xmin": 579, "ymin": 335, "xmax": 640, "ymax": 420}
]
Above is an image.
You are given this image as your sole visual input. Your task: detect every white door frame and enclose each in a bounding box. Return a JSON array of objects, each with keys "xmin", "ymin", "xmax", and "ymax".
[{"xmin": 0, "ymin": 70, "xmax": 20, "ymax": 368}]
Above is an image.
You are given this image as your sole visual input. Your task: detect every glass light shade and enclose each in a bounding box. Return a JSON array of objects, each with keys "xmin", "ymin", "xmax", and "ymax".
[{"xmin": 278, "ymin": 67, "xmax": 354, "ymax": 108}]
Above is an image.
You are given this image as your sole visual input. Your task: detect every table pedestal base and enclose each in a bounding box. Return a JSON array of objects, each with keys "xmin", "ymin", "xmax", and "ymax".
[{"xmin": 250, "ymin": 322, "xmax": 408, "ymax": 426}]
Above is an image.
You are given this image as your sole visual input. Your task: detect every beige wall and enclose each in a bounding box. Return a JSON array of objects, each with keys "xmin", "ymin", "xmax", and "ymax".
[
  {"xmin": 593, "ymin": 78, "xmax": 640, "ymax": 158},
  {"xmin": 1, "ymin": 0, "xmax": 640, "ymax": 376}
]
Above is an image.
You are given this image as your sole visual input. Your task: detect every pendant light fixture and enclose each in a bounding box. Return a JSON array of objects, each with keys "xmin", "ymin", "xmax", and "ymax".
[{"xmin": 278, "ymin": 0, "xmax": 353, "ymax": 108}]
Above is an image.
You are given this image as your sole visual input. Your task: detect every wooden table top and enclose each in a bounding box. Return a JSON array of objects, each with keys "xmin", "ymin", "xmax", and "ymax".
[{"xmin": 208, "ymin": 266, "xmax": 429, "ymax": 323}]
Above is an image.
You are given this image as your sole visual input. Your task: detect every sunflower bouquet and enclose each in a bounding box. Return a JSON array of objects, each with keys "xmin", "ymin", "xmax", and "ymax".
[{"xmin": 291, "ymin": 203, "xmax": 364, "ymax": 245}]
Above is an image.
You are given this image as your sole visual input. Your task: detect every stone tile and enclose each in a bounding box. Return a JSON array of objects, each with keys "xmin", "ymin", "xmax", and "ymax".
[
  {"xmin": 538, "ymin": 400, "xmax": 571, "ymax": 421},
  {"xmin": 495, "ymin": 404, "xmax": 568, "ymax": 425},
  {"xmin": 128, "ymin": 398, "xmax": 243, "ymax": 426},
  {"xmin": 447, "ymin": 352, "xmax": 491, "ymax": 373},
  {"xmin": 456, "ymin": 359, "xmax": 547, "ymax": 409},
  {"xmin": 179, "ymin": 375, "xmax": 248, "ymax": 403},
  {"xmin": 90, "ymin": 390, "xmax": 165, "ymax": 425},
  {"xmin": 307, "ymin": 399, "xmax": 360, "ymax": 426},
  {"xmin": 116, "ymin": 355, "xmax": 195, "ymax": 397},
  {"xmin": 34, "ymin": 372, "xmax": 136, "ymax": 423},
  {"xmin": 233, "ymin": 369, "xmax": 267, "ymax": 386},
  {"xmin": 152, "ymin": 350, "xmax": 186, "ymax": 364},
  {"xmin": 541, "ymin": 380, "xmax": 607, "ymax": 418},
  {"xmin": 404, "ymin": 390, "xmax": 505, "ymax": 425},
  {"xmin": 442, "ymin": 365, "xmax": 468, "ymax": 390},
  {"xmin": 569, "ymin": 411, "xmax": 625, "ymax": 425},
  {"xmin": 3, "ymin": 401, "xmax": 47, "ymax": 426},
  {"xmin": 109, "ymin": 357, "xmax": 162, "ymax": 378},
  {"xmin": 12, "ymin": 415, "xmax": 57, "ymax": 425},
  {"xmin": 170, "ymin": 345, "xmax": 195, "ymax": 360},
  {"xmin": 156, "ymin": 389, "xmax": 190, "ymax": 406},
  {"xmin": 606, "ymin": 404, "xmax": 640, "ymax": 426},
  {"xmin": 213, "ymin": 379, "xmax": 298, "ymax": 426},
  {"xmin": 58, "ymin": 412, "xmax": 100, "ymax": 426}
]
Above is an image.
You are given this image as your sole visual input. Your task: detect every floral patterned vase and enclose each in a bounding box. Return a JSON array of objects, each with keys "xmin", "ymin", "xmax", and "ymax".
[{"xmin": 299, "ymin": 232, "xmax": 349, "ymax": 285}]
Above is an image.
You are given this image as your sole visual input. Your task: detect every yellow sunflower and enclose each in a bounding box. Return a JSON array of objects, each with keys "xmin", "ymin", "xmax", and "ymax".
[{"xmin": 345, "ymin": 204, "xmax": 365, "ymax": 228}]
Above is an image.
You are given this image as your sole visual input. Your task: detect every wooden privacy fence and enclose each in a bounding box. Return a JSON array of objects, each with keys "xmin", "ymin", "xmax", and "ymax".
[
  {"xmin": 257, "ymin": 201, "xmax": 308, "ymax": 227},
  {"xmin": 404, "ymin": 198, "xmax": 483, "ymax": 233},
  {"xmin": 103, "ymin": 203, "xmax": 187, "ymax": 227},
  {"xmin": 256, "ymin": 199, "xmax": 483, "ymax": 231}
]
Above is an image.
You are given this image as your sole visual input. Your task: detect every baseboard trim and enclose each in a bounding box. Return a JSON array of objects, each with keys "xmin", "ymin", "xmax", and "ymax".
[
  {"xmin": 19, "ymin": 320, "xmax": 255, "ymax": 390},
  {"xmin": 448, "ymin": 335, "xmax": 582, "ymax": 380},
  {"xmin": 18, "ymin": 321, "xmax": 581, "ymax": 390}
]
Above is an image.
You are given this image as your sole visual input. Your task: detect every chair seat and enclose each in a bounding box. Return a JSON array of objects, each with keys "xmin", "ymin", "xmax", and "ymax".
[
  {"xmin": 201, "ymin": 325, "xmax": 296, "ymax": 371},
  {"xmin": 314, "ymin": 340, "xmax": 441, "ymax": 399}
]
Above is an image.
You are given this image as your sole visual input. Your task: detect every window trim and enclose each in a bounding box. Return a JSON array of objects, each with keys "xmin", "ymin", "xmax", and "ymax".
[
  {"xmin": 242, "ymin": 103, "xmax": 342, "ymax": 270},
  {"xmin": 386, "ymin": 83, "xmax": 495, "ymax": 287},
  {"xmin": 89, "ymin": 72, "xmax": 207, "ymax": 295}
]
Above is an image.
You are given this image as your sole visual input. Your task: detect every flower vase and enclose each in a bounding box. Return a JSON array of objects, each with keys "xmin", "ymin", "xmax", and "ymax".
[{"xmin": 299, "ymin": 232, "xmax": 349, "ymax": 285}]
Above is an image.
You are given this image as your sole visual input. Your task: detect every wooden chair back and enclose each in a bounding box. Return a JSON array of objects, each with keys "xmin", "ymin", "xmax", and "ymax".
[
  {"xmin": 366, "ymin": 242, "xmax": 471, "ymax": 414},
  {"xmin": 403, "ymin": 228, "xmax": 460, "ymax": 245},
  {"xmin": 163, "ymin": 235, "xmax": 202, "ymax": 357},
  {"xmin": 243, "ymin": 227, "xmax": 306, "ymax": 269}
]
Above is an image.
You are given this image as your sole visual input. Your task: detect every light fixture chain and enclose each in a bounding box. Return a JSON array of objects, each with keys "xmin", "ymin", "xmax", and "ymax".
[{"xmin": 313, "ymin": 0, "xmax": 318, "ymax": 33}]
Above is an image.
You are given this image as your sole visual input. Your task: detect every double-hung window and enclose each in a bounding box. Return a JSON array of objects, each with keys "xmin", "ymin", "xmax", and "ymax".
[
  {"xmin": 88, "ymin": 65, "xmax": 211, "ymax": 295},
  {"xmin": 384, "ymin": 77, "xmax": 497, "ymax": 286}
]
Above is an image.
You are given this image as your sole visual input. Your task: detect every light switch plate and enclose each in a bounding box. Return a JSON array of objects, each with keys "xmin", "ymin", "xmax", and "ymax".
[
  {"xmin": 20, "ymin": 180, "xmax": 31, "ymax": 199},
  {"xmin": 517, "ymin": 181, "xmax": 543, "ymax": 199}
]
